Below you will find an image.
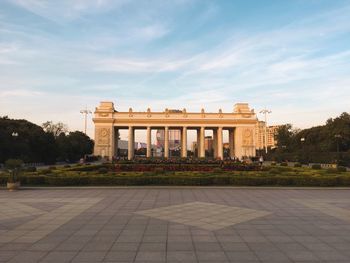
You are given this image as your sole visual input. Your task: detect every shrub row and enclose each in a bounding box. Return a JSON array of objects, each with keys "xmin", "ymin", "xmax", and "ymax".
[
  {"xmin": 1, "ymin": 174, "xmax": 350, "ymax": 187},
  {"xmin": 115, "ymin": 164, "xmax": 215, "ymax": 172},
  {"xmin": 114, "ymin": 163, "xmax": 261, "ymax": 172}
]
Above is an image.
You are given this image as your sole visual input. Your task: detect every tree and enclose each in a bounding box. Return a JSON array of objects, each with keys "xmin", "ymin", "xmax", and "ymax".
[
  {"xmin": 42, "ymin": 121, "xmax": 68, "ymax": 138},
  {"xmin": 275, "ymin": 124, "xmax": 295, "ymax": 149},
  {"xmin": 0, "ymin": 117, "xmax": 57, "ymax": 164},
  {"xmin": 56, "ymin": 131, "xmax": 94, "ymax": 162},
  {"xmin": 268, "ymin": 112, "xmax": 350, "ymax": 165}
]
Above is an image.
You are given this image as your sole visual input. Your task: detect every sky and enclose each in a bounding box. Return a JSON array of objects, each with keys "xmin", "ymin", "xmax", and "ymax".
[{"xmin": 0, "ymin": 0, "xmax": 350, "ymax": 141}]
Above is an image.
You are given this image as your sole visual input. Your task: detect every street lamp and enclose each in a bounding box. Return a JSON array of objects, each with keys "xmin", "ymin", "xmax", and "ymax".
[
  {"xmin": 260, "ymin": 108, "xmax": 272, "ymax": 154},
  {"xmin": 12, "ymin": 132, "xmax": 18, "ymax": 137},
  {"xmin": 80, "ymin": 107, "xmax": 92, "ymax": 135},
  {"xmin": 300, "ymin": 137, "xmax": 305, "ymax": 163}
]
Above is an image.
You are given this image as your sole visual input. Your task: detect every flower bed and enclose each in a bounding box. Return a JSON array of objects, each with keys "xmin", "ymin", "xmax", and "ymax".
[
  {"xmin": 1, "ymin": 160, "xmax": 349, "ymax": 187},
  {"xmin": 0, "ymin": 173, "xmax": 349, "ymax": 187}
]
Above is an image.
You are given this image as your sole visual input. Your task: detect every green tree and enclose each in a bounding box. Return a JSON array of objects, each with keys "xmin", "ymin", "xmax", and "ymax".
[
  {"xmin": 275, "ymin": 124, "xmax": 295, "ymax": 149},
  {"xmin": 0, "ymin": 117, "xmax": 57, "ymax": 163},
  {"xmin": 56, "ymin": 131, "xmax": 94, "ymax": 162}
]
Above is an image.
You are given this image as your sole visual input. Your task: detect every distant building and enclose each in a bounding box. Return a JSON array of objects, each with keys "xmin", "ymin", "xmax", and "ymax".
[
  {"xmin": 156, "ymin": 130, "xmax": 181, "ymax": 150},
  {"xmin": 255, "ymin": 121, "xmax": 280, "ymax": 150},
  {"xmin": 117, "ymin": 140, "xmax": 157, "ymax": 157},
  {"xmin": 204, "ymin": 136, "xmax": 213, "ymax": 151}
]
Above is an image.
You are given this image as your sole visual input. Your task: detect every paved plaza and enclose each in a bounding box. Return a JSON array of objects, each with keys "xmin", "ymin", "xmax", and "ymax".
[{"xmin": 1, "ymin": 188, "xmax": 350, "ymax": 262}]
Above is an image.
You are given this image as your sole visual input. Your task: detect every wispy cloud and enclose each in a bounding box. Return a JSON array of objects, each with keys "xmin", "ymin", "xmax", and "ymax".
[
  {"xmin": 8, "ymin": 0, "xmax": 128, "ymax": 23},
  {"xmin": 1, "ymin": 0, "xmax": 350, "ymax": 135},
  {"xmin": 0, "ymin": 89, "xmax": 43, "ymax": 98}
]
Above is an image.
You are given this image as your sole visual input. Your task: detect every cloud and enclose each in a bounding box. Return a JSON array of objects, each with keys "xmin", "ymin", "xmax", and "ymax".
[
  {"xmin": 8, "ymin": 0, "xmax": 128, "ymax": 23},
  {"xmin": 132, "ymin": 24, "xmax": 169, "ymax": 41},
  {"xmin": 94, "ymin": 57, "xmax": 192, "ymax": 73},
  {"xmin": 1, "ymin": 0, "xmax": 350, "ymax": 135},
  {"xmin": 0, "ymin": 89, "xmax": 43, "ymax": 98}
]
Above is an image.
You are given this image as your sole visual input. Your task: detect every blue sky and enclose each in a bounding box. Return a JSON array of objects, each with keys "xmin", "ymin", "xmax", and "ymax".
[{"xmin": 0, "ymin": 0, "xmax": 350, "ymax": 139}]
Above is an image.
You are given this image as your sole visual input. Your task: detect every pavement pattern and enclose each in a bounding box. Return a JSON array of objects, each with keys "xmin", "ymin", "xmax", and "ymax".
[{"xmin": 0, "ymin": 188, "xmax": 350, "ymax": 262}]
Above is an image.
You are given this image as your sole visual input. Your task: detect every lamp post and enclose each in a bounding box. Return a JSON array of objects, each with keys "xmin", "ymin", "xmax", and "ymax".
[
  {"xmin": 80, "ymin": 108, "xmax": 92, "ymax": 135},
  {"xmin": 11, "ymin": 132, "xmax": 19, "ymax": 159},
  {"xmin": 300, "ymin": 137, "xmax": 305, "ymax": 164},
  {"xmin": 260, "ymin": 109, "xmax": 272, "ymax": 154}
]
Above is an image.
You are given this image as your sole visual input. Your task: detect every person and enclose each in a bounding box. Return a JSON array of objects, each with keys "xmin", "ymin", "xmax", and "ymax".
[{"xmin": 259, "ymin": 156, "xmax": 264, "ymax": 166}]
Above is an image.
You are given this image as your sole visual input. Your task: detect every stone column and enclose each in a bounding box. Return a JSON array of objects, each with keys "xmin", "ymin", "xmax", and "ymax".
[
  {"xmin": 217, "ymin": 127, "xmax": 223, "ymax": 159},
  {"xmin": 114, "ymin": 127, "xmax": 118, "ymax": 158},
  {"xmin": 229, "ymin": 129, "xmax": 234, "ymax": 158},
  {"xmin": 181, "ymin": 127, "xmax": 187, "ymax": 158},
  {"xmin": 107, "ymin": 126, "xmax": 115, "ymax": 160},
  {"xmin": 213, "ymin": 129, "xmax": 218, "ymax": 158},
  {"xmin": 234, "ymin": 127, "xmax": 243, "ymax": 160},
  {"xmin": 196, "ymin": 129, "xmax": 200, "ymax": 157},
  {"xmin": 200, "ymin": 127, "xmax": 205, "ymax": 158},
  {"xmin": 146, "ymin": 127, "xmax": 151, "ymax": 158},
  {"xmin": 128, "ymin": 126, "xmax": 134, "ymax": 160},
  {"xmin": 164, "ymin": 127, "xmax": 169, "ymax": 158}
]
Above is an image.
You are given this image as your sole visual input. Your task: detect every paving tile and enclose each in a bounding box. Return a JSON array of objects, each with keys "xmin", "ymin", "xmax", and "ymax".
[
  {"xmin": 104, "ymin": 251, "xmax": 137, "ymax": 261},
  {"xmin": 196, "ymin": 251, "xmax": 228, "ymax": 261},
  {"xmin": 8, "ymin": 251, "xmax": 46, "ymax": 263},
  {"xmin": 285, "ymin": 250, "xmax": 319, "ymax": 261},
  {"xmin": 40, "ymin": 251, "xmax": 77, "ymax": 263},
  {"xmin": 139, "ymin": 242, "xmax": 166, "ymax": 251},
  {"xmin": 135, "ymin": 251, "xmax": 166, "ymax": 262},
  {"xmin": 194, "ymin": 242, "xmax": 222, "ymax": 251},
  {"xmin": 167, "ymin": 241, "xmax": 194, "ymax": 251},
  {"xmin": 72, "ymin": 251, "xmax": 106, "ymax": 262},
  {"xmin": 220, "ymin": 242, "xmax": 251, "ymax": 251},
  {"xmin": 1, "ymin": 188, "xmax": 350, "ymax": 263},
  {"xmin": 135, "ymin": 201, "xmax": 271, "ymax": 231},
  {"xmin": 0, "ymin": 251, "xmax": 17, "ymax": 262},
  {"xmin": 110, "ymin": 242, "xmax": 140, "ymax": 251},
  {"xmin": 226, "ymin": 251, "xmax": 259, "ymax": 261},
  {"xmin": 167, "ymin": 251, "xmax": 197, "ymax": 262}
]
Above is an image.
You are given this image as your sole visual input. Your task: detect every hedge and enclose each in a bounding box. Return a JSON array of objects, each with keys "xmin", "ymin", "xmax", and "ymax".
[
  {"xmin": 1, "ymin": 174, "xmax": 350, "ymax": 187},
  {"xmin": 311, "ymin": 164, "xmax": 322, "ymax": 169}
]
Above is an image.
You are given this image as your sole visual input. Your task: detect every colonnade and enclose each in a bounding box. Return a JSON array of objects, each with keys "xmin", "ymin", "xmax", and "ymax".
[
  {"xmin": 93, "ymin": 101, "xmax": 257, "ymax": 160},
  {"xmin": 117, "ymin": 126, "xmax": 236, "ymax": 160}
]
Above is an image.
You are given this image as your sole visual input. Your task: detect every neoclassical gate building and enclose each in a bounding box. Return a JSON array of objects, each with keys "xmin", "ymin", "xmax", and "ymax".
[{"xmin": 93, "ymin": 101, "xmax": 258, "ymax": 160}]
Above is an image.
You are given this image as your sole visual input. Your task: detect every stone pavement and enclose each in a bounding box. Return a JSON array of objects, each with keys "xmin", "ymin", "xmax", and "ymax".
[{"xmin": 1, "ymin": 188, "xmax": 350, "ymax": 262}]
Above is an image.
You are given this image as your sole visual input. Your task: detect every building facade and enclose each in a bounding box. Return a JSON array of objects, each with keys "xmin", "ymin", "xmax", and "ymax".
[
  {"xmin": 93, "ymin": 101, "xmax": 258, "ymax": 160},
  {"xmin": 255, "ymin": 121, "xmax": 279, "ymax": 150},
  {"xmin": 204, "ymin": 136, "xmax": 213, "ymax": 152},
  {"xmin": 156, "ymin": 129, "xmax": 181, "ymax": 150}
]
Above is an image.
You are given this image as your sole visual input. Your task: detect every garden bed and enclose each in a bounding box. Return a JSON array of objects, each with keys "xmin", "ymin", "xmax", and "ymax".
[{"xmin": 0, "ymin": 162, "xmax": 349, "ymax": 187}]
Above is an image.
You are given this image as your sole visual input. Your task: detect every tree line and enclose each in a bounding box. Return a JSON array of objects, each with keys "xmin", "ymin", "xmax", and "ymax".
[
  {"xmin": 269, "ymin": 112, "xmax": 350, "ymax": 166},
  {"xmin": 0, "ymin": 117, "xmax": 94, "ymax": 164}
]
